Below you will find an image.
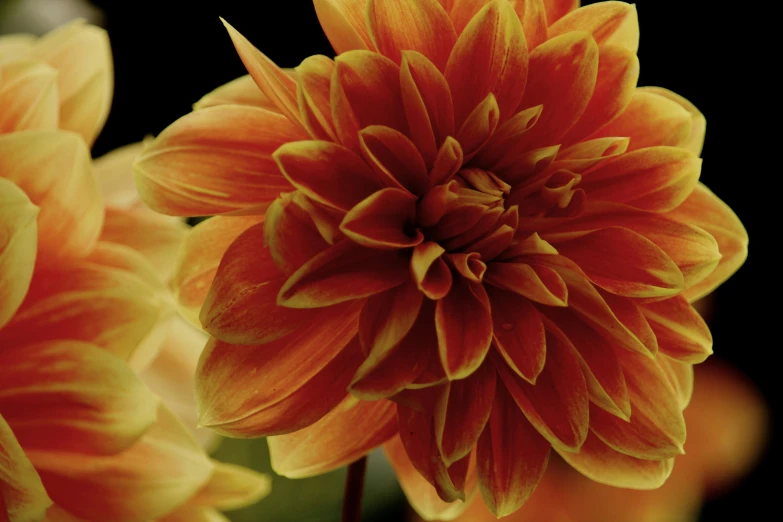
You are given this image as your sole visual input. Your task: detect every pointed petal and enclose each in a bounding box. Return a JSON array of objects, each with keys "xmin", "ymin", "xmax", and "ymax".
[
  {"xmin": 515, "ymin": 31, "xmax": 598, "ymax": 148},
  {"xmin": 555, "ymin": 226, "xmax": 684, "ymax": 298},
  {"xmin": 435, "ymin": 362, "xmax": 497, "ymax": 465},
  {"xmin": 429, "ymin": 138, "xmax": 464, "ymax": 187},
  {"xmin": 274, "ymin": 140, "xmax": 382, "ymax": 211},
  {"xmin": 477, "ymin": 384, "xmax": 550, "ymax": 517},
  {"xmin": 384, "ymin": 435, "xmax": 475, "ymax": 521},
  {"xmin": 411, "ymin": 241, "xmax": 453, "ymax": 299},
  {"xmin": 296, "ymin": 55, "xmax": 337, "ymax": 140},
  {"xmin": 484, "ymin": 261, "xmax": 568, "ymax": 307},
  {"xmin": 193, "ymin": 74, "xmax": 278, "ymax": 111},
  {"xmin": 638, "ymin": 86, "xmax": 706, "ymax": 156},
  {"xmin": 187, "ymin": 461, "xmax": 271, "ymax": 510},
  {"xmin": 667, "ymin": 184, "xmax": 748, "ymax": 301},
  {"xmin": 548, "ymin": 1, "xmax": 639, "ymax": 52},
  {"xmin": 581, "ymin": 146, "xmax": 702, "ymax": 212},
  {"xmin": 0, "ymin": 180, "xmax": 38, "ymax": 329},
  {"xmin": 445, "ymin": 0, "xmax": 529, "ymax": 126},
  {"xmin": 30, "ymin": 20, "xmax": 113, "ymax": 145},
  {"xmin": 0, "ymin": 340, "xmax": 158, "ymax": 455},
  {"xmin": 0, "ymin": 414, "xmax": 52, "ymax": 521},
  {"xmin": 313, "ymin": 0, "xmax": 376, "ymax": 54},
  {"xmin": 498, "ymin": 325, "xmax": 589, "ymax": 452},
  {"xmin": 197, "ymin": 306, "xmax": 362, "ymax": 437},
  {"xmin": 268, "ymin": 397, "xmax": 397, "ymax": 478},
  {"xmin": 0, "ymin": 60, "xmax": 58, "ymax": 133},
  {"xmin": 450, "ymin": 0, "xmax": 546, "ymax": 49},
  {"xmin": 641, "ymin": 296, "xmax": 712, "ymax": 363},
  {"xmin": 436, "ymin": 277, "xmax": 493, "ymax": 379},
  {"xmin": 0, "ymin": 130, "xmax": 103, "ymax": 261},
  {"xmin": 562, "ymin": 44, "xmax": 639, "ymax": 144},
  {"xmin": 332, "ymin": 50, "xmax": 408, "ymax": 151},
  {"xmin": 358, "ymin": 281, "xmax": 424, "ymax": 358},
  {"xmin": 486, "ymin": 287, "xmax": 546, "ymax": 383},
  {"xmin": 472, "ymin": 104, "xmax": 543, "ymax": 170},
  {"xmin": 657, "ymin": 355, "xmax": 693, "ymax": 409},
  {"xmin": 92, "ymin": 141, "xmax": 147, "ymax": 208},
  {"xmin": 543, "ymin": 0, "xmax": 580, "ymax": 25},
  {"xmin": 456, "ymin": 93, "xmax": 500, "ymax": 161},
  {"xmin": 222, "ymin": 20, "xmax": 302, "ymax": 127},
  {"xmin": 589, "ymin": 91, "xmax": 693, "ymax": 151},
  {"xmin": 368, "ymin": 0, "xmax": 457, "ymax": 70},
  {"xmin": 135, "ymin": 105, "xmax": 305, "ymax": 216},
  {"xmin": 359, "ymin": 126, "xmax": 429, "ymax": 194},
  {"xmin": 265, "ymin": 192, "xmax": 329, "ymax": 274},
  {"xmin": 29, "ymin": 407, "xmax": 213, "ymax": 522},
  {"xmin": 278, "ymin": 240, "xmax": 409, "ymax": 308},
  {"xmin": 558, "ymin": 431, "xmax": 674, "ymax": 489}
]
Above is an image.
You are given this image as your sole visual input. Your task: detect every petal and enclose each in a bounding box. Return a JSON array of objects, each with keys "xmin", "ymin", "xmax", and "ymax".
[
  {"xmin": 268, "ymin": 397, "xmax": 397, "ymax": 478},
  {"xmin": 456, "ymin": 93, "xmax": 500, "ymax": 161},
  {"xmin": 561, "ymin": 44, "xmax": 639, "ymax": 145},
  {"xmin": 0, "ymin": 130, "xmax": 103, "ymax": 261},
  {"xmin": 581, "ymin": 146, "xmax": 702, "ymax": 212},
  {"xmin": 486, "ymin": 287, "xmax": 545, "ymax": 383},
  {"xmin": 0, "ymin": 60, "xmax": 58, "ymax": 133},
  {"xmin": 186, "ymin": 461, "xmax": 271, "ymax": 510},
  {"xmin": 638, "ymin": 86, "xmax": 706, "ymax": 156},
  {"xmin": 29, "ymin": 406, "xmax": 213, "ymax": 522},
  {"xmin": 400, "ymin": 50, "xmax": 455, "ymax": 166},
  {"xmin": 313, "ymin": 0, "xmax": 376, "ymax": 54},
  {"xmin": 558, "ymin": 431, "xmax": 674, "ymax": 489},
  {"xmin": 0, "ymin": 414, "xmax": 52, "ymax": 521},
  {"xmin": 357, "ymin": 281, "xmax": 424, "ymax": 361},
  {"xmin": 483, "ymin": 261, "xmax": 568, "ymax": 307},
  {"xmin": 657, "ymin": 355, "xmax": 693, "ymax": 409},
  {"xmin": 135, "ymin": 105, "xmax": 305, "ymax": 216},
  {"xmin": 450, "ymin": 0, "xmax": 547, "ymax": 49},
  {"xmin": 436, "ymin": 277, "xmax": 494, "ymax": 379},
  {"xmin": 274, "ymin": 140, "xmax": 382, "ymax": 211},
  {"xmin": 359, "ymin": 126, "xmax": 429, "ymax": 194},
  {"xmin": 0, "ymin": 340, "xmax": 158, "ymax": 455},
  {"xmin": 0, "ymin": 244, "xmax": 171, "ymax": 363},
  {"xmin": 435, "ymin": 362, "xmax": 497, "ymax": 465},
  {"xmin": 555, "ymin": 227, "xmax": 684, "ymax": 298},
  {"xmin": 331, "ymin": 50, "xmax": 408, "ymax": 151},
  {"xmin": 429, "ymin": 138, "xmax": 464, "ymax": 187},
  {"xmin": 411, "ymin": 241, "xmax": 453, "ymax": 299},
  {"xmin": 0, "ymin": 34, "xmax": 35, "ymax": 60},
  {"xmin": 445, "ymin": 0, "xmax": 529, "ymax": 126},
  {"xmin": 498, "ymin": 325, "xmax": 589, "ymax": 452},
  {"xmin": 278, "ymin": 240, "xmax": 409, "ymax": 308},
  {"xmin": 548, "ymin": 1, "xmax": 639, "ymax": 53},
  {"xmin": 472, "ymin": 104, "xmax": 543, "ymax": 171},
  {"xmin": 384, "ymin": 435, "xmax": 475, "ymax": 521},
  {"xmin": 515, "ymin": 31, "xmax": 598, "ymax": 148},
  {"xmin": 221, "ymin": 20, "xmax": 302, "ymax": 127},
  {"xmin": 296, "ymin": 55, "xmax": 337, "ymax": 140},
  {"xmin": 667, "ymin": 184, "xmax": 748, "ymax": 301},
  {"xmin": 29, "ymin": 20, "xmax": 113, "ymax": 145},
  {"xmin": 265, "ymin": 192, "xmax": 329, "ymax": 274},
  {"xmin": 171, "ymin": 214, "xmax": 265, "ymax": 326},
  {"xmin": 92, "ymin": 141, "xmax": 147, "ymax": 209},
  {"xmin": 367, "ymin": 0, "xmax": 457, "ymax": 70},
  {"xmin": 0, "ymin": 179, "xmax": 38, "ymax": 329},
  {"xmin": 158, "ymin": 507, "xmax": 228, "ymax": 522},
  {"xmin": 477, "ymin": 384, "xmax": 550, "ymax": 517},
  {"xmin": 193, "ymin": 74, "xmax": 278, "ymax": 111},
  {"xmin": 588, "ymin": 91, "xmax": 693, "ymax": 151},
  {"xmin": 543, "ymin": 0, "xmax": 580, "ymax": 24},
  {"xmin": 641, "ymin": 296, "xmax": 713, "ymax": 363}
]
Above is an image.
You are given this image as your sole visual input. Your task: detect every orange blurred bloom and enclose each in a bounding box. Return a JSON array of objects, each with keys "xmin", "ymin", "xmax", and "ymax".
[
  {"xmin": 134, "ymin": 0, "xmax": 748, "ymax": 518},
  {"xmin": 0, "ymin": 22, "xmax": 269, "ymax": 521},
  {"xmin": 423, "ymin": 360, "xmax": 768, "ymax": 522}
]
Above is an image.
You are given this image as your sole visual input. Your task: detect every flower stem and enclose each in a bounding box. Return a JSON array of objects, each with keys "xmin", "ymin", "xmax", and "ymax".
[{"xmin": 341, "ymin": 456, "xmax": 368, "ymax": 522}]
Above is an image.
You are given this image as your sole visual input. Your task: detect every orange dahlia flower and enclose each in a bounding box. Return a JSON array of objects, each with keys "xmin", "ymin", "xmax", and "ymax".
[{"xmin": 134, "ymin": 0, "xmax": 749, "ymax": 517}]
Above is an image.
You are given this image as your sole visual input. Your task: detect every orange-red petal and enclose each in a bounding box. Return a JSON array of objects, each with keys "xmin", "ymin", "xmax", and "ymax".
[
  {"xmin": 548, "ymin": 1, "xmax": 639, "ymax": 52},
  {"xmin": 193, "ymin": 74, "xmax": 278, "ymax": 112},
  {"xmin": 638, "ymin": 86, "xmax": 706, "ymax": 156},
  {"xmin": 641, "ymin": 296, "xmax": 713, "ymax": 363},
  {"xmin": 0, "ymin": 414, "xmax": 52, "ymax": 521},
  {"xmin": 313, "ymin": 0, "xmax": 377, "ymax": 54}
]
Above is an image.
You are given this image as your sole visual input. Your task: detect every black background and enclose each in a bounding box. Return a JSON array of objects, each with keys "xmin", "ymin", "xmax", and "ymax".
[{"xmin": 83, "ymin": 0, "xmax": 774, "ymax": 519}]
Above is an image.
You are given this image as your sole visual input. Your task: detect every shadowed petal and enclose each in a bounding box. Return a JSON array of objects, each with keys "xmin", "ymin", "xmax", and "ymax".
[
  {"xmin": 0, "ymin": 414, "xmax": 52, "ymax": 521},
  {"xmin": 638, "ymin": 86, "xmax": 706, "ymax": 156},
  {"xmin": 641, "ymin": 296, "xmax": 713, "ymax": 363},
  {"xmin": 358, "ymin": 281, "xmax": 423, "ymax": 359},
  {"xmin": 135, "ymin": 105, "xmax": 304, "ymax": 216},
  {"xmin": 296, "ymin": 55, "xmax": 337, "ymax": 140},
  {"xmin": 558, "ymin": 431, "xmax": 674, "ymax": 489},
  {"xmin": 0, "ymin": 340, "xmax": 158, "ymax": 456},
  {"xmin": 456, "ymin": 94, "xmax": 500, "ymax": 161},
  {"xmin": 477, "ymin": 384, "xmax": 550, "ymax": 517},
  {"xmin": 0, "ymin": 60, "xmax": 58, "ymax": 133},
  {"xmin": 268, "ymin": 397, "xmax": 397, "ymax": 478},
  {"xmin": 411, "ymin": 241, "xmax": 453, "ymax": 299},
  {"xmin": 0, "ymin": 130, "xmax": 103, "ymax": 261},
  {"xmin": 194, "ymin": 75, "xmax": 279, "ymax": 112},
  {"xmin": 265, "ymin": 192, "xmax": 329, "ymax": 274},
  {"xmin": 484, "ymin": 261, "xmax": 568, "ymax": 307},
  {"xmin": 314, "ymin": 0, "xmax": 376, "ymax": 54},
  {"xmin": 359, "ymin": 126, "xmax": 429, "ymax": 194},
  {"xmin": 548, "ymin": 1, "xmax": 639, "ymax": 52}
]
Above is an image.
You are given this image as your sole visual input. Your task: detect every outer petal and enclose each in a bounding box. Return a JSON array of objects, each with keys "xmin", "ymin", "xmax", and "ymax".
[
  {"xmin": 134, "ymin": 105, "xmax": 305, "ymax": 216},
  {"xmin": 0, "ymin": 130, "xmax": 103, "ymax": 261},
  {"xmin": 477, "ymin": 384, "xmax": 550, "ymax": 517},
  {"xmin": 638, "ymin": 86, "xmax": 706, "ymax": 156},
  {"xmin": 667, "ymin": 184, "xmax": 748, "ymax": 301},
  {"xmin": 197, "ymin": 305, "xmax": 361, "ymax": 437},
  {"xmin": 268, "ymin": 397, "xmax": 397, "ymax": 478},
  {"xmin": 445, "ymin": 0, "xmax": 529, "ymax": 125},
  {"xmin": 547, "ymin": 1, "xmax": 639, "ymax": 52},
  {"xmin": 29, "ymin": 407, "xmax": 213, "ymax": 522},
  {"xmin": 0, "ymin": 179, "xmax": 38, "ymax": 329},
  {"xmin": 641, "ymin": 296, "xmax": 713, "ymax": 363},
  {"xmin": 185, "ymin": 461, "xmax": 271, "ymax": 511},
  {"xmin": 29, "ymin": 20, "xmax": 113, "ymax": 145},
  {"xmin": 0, "ymin": 414, "xmax": 52, "ymax": 522},
  {"xmin": 193, "ymin": 75, "xmax": 278, "ymax": 112},
  {"xmin": 558, "ymin": 431, "xmax": 674, "ymax": 489},
  {"xmin": 171, "ymin": 214, "xmax": 265, "ymax": 326},
  {"xmin": 450, "ymin": 0, "xmax": 547, "ymax": 50},
  {"xmin": 296, "ymin": 55, "xmax": 337, "ymax": 140},
  {"xmin": 543, "ymin": 0, "xmax": 580, "ymax": 24},
  {"xmin": 0, "ymin": 60, "xmax": 59, "ymax": 134},
  {"xmin": 0, "ymin": 340, "xmax": 158, "ymax": 456},
  {"xmin": 313, "ymin": 0, "xmax": 377, "ymax": 54}
]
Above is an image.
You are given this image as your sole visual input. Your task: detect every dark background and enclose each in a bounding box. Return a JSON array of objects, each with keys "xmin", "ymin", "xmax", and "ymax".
[{"xmin": 2, "ymin": 0, "xmax": 774, "ymax": 520}]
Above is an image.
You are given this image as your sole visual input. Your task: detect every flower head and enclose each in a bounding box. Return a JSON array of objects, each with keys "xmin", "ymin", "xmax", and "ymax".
[{"xmin": 135, "ymin": 0, "xmax": 748, "ymax": 518}]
